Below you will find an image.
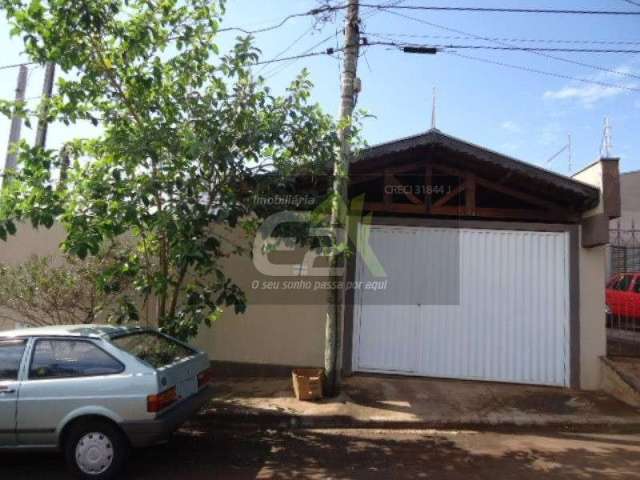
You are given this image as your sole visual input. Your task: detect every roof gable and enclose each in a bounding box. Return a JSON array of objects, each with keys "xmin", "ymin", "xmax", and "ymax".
[{"xmin": 355, "ymin": 128, "xmax": 599, "ymax": 211}]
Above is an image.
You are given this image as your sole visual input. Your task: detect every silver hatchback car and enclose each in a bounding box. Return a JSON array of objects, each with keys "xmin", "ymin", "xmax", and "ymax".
[{"xmin": 0, "ymin": 324, "xmax": 214, "ymax": 479}]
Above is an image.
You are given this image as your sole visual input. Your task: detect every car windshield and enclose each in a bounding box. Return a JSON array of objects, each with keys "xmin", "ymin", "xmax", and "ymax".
[{"xmin": 110, "ymin": 332, "xmax": 195, "ymax": 369}]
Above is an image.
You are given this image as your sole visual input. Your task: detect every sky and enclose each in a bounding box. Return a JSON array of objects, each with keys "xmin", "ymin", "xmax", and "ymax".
[{"xmin": 0, "ymin": 0, "xmax": 639, "ymax": 176}]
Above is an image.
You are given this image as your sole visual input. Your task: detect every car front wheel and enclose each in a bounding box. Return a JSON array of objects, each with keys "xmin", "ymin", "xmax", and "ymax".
[{"xmin": 64, "ymin": 419, "xmax": 129, "ymax": 480}]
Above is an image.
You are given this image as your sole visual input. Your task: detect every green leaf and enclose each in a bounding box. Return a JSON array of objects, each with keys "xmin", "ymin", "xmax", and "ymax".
[{"xmin": 0, "ymin": 0, "xmax": 344, "ymax": 340}]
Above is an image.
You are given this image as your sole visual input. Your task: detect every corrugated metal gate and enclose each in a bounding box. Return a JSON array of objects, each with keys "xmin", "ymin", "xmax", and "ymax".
[{"xmin": 353, "ymin": 225, "xmax": 571, "ymax": 387}]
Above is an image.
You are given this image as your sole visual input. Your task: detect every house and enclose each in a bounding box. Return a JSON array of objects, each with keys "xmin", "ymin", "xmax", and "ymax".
[
  {"xmin": 197, "ymin": 128, "xmax": 619, "ymax": 391},
  {"xmin": 0, "ymin": 128, "xmax": 620, "ymax": 391},
  {"xmin": 612, "ymin": 170, "xmax": 640, "ymax": 229},
  {"xmin": 609, "ymin": 170, "xmax": 640, "ymax": 275}
]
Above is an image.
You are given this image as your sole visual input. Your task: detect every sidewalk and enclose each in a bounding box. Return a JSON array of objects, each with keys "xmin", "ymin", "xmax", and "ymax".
[{"xmin": 201, "ymin": 374, "xmax": 640, "ymax": 432}]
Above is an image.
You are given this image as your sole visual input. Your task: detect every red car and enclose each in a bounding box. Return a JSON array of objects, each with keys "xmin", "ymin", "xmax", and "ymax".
[{"xmin": 606, "ymin": 273, "xmax": 640, "ymax": 328}]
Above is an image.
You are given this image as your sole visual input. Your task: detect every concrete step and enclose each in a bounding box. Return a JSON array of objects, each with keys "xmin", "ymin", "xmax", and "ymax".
[{"xmin": 601, "ymin": 356, "xmax": 640, "ymax": 408}]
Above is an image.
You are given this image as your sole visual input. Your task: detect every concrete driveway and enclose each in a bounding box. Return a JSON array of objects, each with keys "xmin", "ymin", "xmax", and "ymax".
[{"xmin": 208, "ymin": 374, "xmax": 640, "ymax": 430}]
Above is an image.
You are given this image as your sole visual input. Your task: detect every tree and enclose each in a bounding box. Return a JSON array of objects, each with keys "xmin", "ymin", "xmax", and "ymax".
[
  {"xmin": 0, "ymin": 250, "xmax": 136, "ymax": 327},
  {"xmin": 0, "ymin": 0, "xmax": 339, "ymax": 339}
]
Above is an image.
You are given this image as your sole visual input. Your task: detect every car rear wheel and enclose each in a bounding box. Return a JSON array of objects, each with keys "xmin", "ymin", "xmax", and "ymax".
[{"xmin": 64, "ymin": 419, "xmax": 129, "ymax": 480}]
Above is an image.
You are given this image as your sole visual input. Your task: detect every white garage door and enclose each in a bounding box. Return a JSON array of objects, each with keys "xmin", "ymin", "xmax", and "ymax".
[{"xmin": 352, "ymin": 225, "xmax": 570, "ymax": 386}]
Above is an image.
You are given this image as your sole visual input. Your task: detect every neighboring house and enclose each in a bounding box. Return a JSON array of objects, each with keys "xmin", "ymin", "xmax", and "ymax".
[
  {"xmin": 0, "ymin": 128, "xmax": 620, "ymax": 391},
  {"xmin": 609, "ymin": 170, "xmax": 640, "ymax": 275},
  {"xmin": 613, "ymin": 170, "xmax": 640, "ymax": 229}
]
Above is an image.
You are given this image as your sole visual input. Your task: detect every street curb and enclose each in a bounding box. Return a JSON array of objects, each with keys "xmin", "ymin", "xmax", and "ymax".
[{"xmin": 196, "ymin": 410, "xmax": 640, "ymax": 434}]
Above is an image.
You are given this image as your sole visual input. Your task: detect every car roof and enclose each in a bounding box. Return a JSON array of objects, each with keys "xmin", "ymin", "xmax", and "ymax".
[{"xmin": 0, "ymin": 324, "xmax": 149, "ymax": 340}]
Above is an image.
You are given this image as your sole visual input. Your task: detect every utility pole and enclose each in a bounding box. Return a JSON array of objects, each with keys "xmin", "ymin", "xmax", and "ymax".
[
  {"xmin": 2, "ymin": 65, "xmax": 28, "ymax": 189},
  {"xmin": 34, "ymin": 62, "xmax": 56, "ymax": 149},
  {"xmin": 57, "ymin": 144, "xmax": 70, "ymax": 192},
  {"xmin": 325, "ymin": 0, "xmax": 360, "ymax": 396}
]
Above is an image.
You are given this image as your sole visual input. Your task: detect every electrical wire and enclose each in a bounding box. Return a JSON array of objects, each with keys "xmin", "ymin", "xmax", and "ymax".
[
  {"xmin": 253, "ymin": 48, "xmax": 342, "ymax": 66},
  {"xmin": 621, "ymin": 0, "xmax": 640, "ymax": 7},
  {"xmin": 254, "ymin": 42, "xmax": 640, "ymax": 95},
  {"xmin": 445, "ymin": 51, "xmax": 640, "ymax": 92},
  {"xmin": 259, "ymin": 0, "xmax": 405, "ymax": 80},
  {"xmin": 196, "ymin": 0, "xmax": 640, "ymax": 37},
  {"xmin": 256, "ymin": 24, "xmax": 317, "ymax": 75},
  {"xmin": 215, "ymin": 4, "xmax": 345, "ymax": 35},
  {"xmin": 375, "ymin": 9, "xmax": 640, "ymax": 81},
  {"xmin": 365, "ymin": 31, "xmax": 640, "ymax": 47},
  {"xmin": 252, "ymin": 37, "xmax": 640, "ymax": 96},
  {"xmin": 369, "ymin": 40, "xmax": 640, "ymax": 54},
  {"xmin": 360, "ymin": 4, "xmax": 640, "ymax": 15},
  {"xmin": 262, "ymin": 32, "xmax": 339, "ymax": 79}
]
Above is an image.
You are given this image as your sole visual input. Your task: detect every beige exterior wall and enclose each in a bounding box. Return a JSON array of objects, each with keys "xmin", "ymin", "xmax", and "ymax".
[
  {"xmin": 0, "ymin": 319, "xmax": 14, "ymax": 331},
  {"xmin": 578, "ymin": 241, "xmax": 606, "ymax": 390},
  {"xmin": 0, "ymin": 222, "xmax": 328, "ymax": 366},
  {"xmin": 0, "ymin": 223, "xmax": 67, "ymax": 265},
  {"xmin": 193, "ymin": 304, "xmax": 326, "ymax": 367},
  {"xmin": 573, "ymin": 161, "xmax": 604, "ymax": 217},
  {"xmin": 192, "ymin": 232, "xmax": 329, "ymax": 367},
  {"xmin": 572, "ymin": 160, "xmax": 610, "ymax": 390},
  {"xmin": 0, "ymin": 224, "xmax": 67, "ymax": 331}
]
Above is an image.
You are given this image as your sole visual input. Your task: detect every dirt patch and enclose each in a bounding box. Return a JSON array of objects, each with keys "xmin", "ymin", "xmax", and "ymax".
[{"xmin": 501, "ymin": 392, "xmax": 584, "ymax": 415}]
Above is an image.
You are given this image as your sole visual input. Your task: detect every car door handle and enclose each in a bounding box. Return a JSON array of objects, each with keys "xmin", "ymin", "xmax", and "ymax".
[{"xmin": 0, "ymin": 387, "xmax": 16, "ymax": 394}]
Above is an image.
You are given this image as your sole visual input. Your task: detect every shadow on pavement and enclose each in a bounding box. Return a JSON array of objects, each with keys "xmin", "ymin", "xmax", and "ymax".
[{"xmin": 2, "ymin": 421, "xmax": 640, "ymax": 479}]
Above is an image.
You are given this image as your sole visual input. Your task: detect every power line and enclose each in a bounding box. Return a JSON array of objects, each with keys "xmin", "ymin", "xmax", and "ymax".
[
  {"xmin": 377, "ymin": 10, "xmax": 640, "ymax": 81},
  {"xmin": 366, "ymin": 31, "xmax": 640, "ymax": 47},
  {"xmin": 253, "ymin": 47, "xmax": 342, "ymax": 66},
  {"xmin": 207, "ymin": 0, "xmax": 640, "ymax": 36},
  {"xmin": 197, "ymin": 1, "xmax": 640, "ymax": 41},
  {"xmin": 254, "ymin": 42, "xmax": 640, "ymax": 94},
  {"xmin": 215, "ymin": 4, "xmax": 345, "ymax": 35},
  {"xmin": 259, "ymin": 1, "xmax": 405, "ymax": 80},
  {"xmin": 445, "ymin": 51, "xmax": 640, "ymax": 93},
  {"xmin": 369, "ymin": 40, "xmax": 640, "ymax": 54},
  {"xmin": 256, "ymin": 24, "xmax": 317, "ymax": 75},
  {"xmin": 263, "ymin": 33, "xmax": 339, "ymax": 79},
  {"xmin": 360, "ymin": 3, "xmax": 640, "ymax": 15},
  {"xmin": 621, "ymin": 0, "xmax": 640, "ymax": 7},
  {"xmin": 252, "ymin": 38, "xmax": 640, "ymax": 94}
]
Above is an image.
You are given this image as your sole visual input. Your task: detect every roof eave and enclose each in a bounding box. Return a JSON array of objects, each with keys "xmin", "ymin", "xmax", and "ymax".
[{"xmin": 356, "ymin": 129, "xmax": 600, "ymax": 211}]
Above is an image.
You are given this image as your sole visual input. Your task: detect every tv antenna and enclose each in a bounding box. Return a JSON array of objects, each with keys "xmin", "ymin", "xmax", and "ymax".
[
  {"xmin": 431, "ymin": 87, "xmax": 437, "ymax": 130},
  {"xmin": 600, "ymin": 117, "xmax": 613, "ymax": 158}
]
